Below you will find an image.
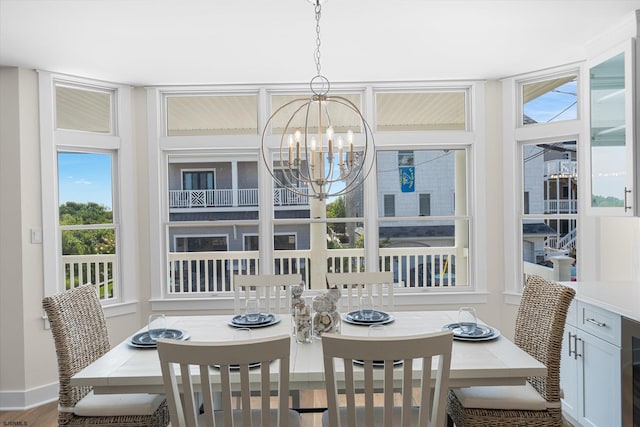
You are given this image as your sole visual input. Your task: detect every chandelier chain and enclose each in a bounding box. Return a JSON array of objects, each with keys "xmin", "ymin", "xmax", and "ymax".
[{"xmin": 314, "ymin": 2, "xmax": 322, "ymax": 77}]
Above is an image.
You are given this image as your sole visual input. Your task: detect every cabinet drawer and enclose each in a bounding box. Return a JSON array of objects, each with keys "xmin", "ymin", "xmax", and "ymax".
[
  {"xmin": 565, "ymin": 300, "xmax": 577, "ymax": 327},
  {"xmin": 577, "ymin": 301, "xmax": 621, "ymax": 346}
]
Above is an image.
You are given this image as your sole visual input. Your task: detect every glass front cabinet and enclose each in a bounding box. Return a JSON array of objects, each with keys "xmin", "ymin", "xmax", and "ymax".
[{"xmin": 587, "ymin": 39, "xmax": 640, "ymax": 215}]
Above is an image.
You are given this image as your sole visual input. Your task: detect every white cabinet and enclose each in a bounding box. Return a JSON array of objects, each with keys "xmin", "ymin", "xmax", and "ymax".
[
  {"xmin": 586, "ymin": 38, "xmax": 640, "ymax": 215},
  {"xmin": 561, "ymin": 301, "xmax": 621, "ymax": 426}
]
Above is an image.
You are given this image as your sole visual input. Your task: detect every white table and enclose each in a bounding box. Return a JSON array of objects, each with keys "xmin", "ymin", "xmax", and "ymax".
[{"xmin": 71, "ymin": 311, "xmax": 546, "ymax": 395}]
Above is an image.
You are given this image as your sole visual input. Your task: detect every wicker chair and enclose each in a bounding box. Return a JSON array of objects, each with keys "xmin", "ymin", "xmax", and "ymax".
[
  {"xmin": 447, "ymin": 275, "xmax": 576, "ymax": 427},
  {"xmin": 42, "ymin": 284, "xmax": 170, "ymax": 426}
]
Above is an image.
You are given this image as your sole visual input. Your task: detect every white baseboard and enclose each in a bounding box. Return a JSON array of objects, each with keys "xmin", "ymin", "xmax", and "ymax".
[{"xmin": 0, "ymin": 382, "xmax": 58, "ymax": 410}]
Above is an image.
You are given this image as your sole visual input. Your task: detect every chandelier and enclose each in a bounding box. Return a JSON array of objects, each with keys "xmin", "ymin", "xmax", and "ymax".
[{"xmin": 261, "ymin": 0, "xmax": 375, "ymax": 201}]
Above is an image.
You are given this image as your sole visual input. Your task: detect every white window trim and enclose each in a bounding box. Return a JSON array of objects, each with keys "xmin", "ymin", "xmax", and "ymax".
[
  {"xmin": 502, "ymin": 65, "xmax": 582, "ymax": 303},
  {"xmin": 39, "ymin": 71, "xmax": 137, "ymax": 316},
  {"xmin": 149, "ymin": 80, "xmax": 488, "ymax": 307}
]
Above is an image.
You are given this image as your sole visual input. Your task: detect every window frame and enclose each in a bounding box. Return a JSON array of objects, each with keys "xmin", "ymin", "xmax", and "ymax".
[
  {"xmin": 502, "ymin": 65, "xmax": 582, "ymax": 303},
  {"xmin": 148, "ymin": 81, "xmax": 488, "ymax": 309},
  {"xmin": 39, "ymin": 72, "xmax": 137, "ymax": 315}
]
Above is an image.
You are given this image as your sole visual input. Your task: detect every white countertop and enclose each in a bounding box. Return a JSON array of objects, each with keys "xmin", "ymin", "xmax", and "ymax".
[{"xmin": 562, "ymin": 281, "xmax": 640, "ymax": 322}]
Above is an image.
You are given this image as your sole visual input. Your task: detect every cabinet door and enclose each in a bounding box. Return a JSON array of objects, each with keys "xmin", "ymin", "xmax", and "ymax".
[
  {"xmin": 560, "ymin": 324, "xmax": 578, "ymax": 421},
  {"xmin": 586, "ymin": 39, "xmax": 637, "ymax": 215},
  {"xmin": 578, "ymin": 331, "xmax": 621, "ymax": 427}
]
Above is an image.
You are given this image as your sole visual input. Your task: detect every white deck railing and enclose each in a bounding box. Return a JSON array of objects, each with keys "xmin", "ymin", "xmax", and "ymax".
[
  {"xmin": 169, "ymin": 187, "xmax": 309, "ymax": 209},
  {"xmin": 63, "ymin": 249, "xmax": 573, "ymax": 301},
  {"xmin": 62, "ymin": 247, "xmax": 466, "ymax": 301},
  {"xmin": 62, "ymin": 254, "xmax": 117, "ymax": 301},
  {"xmin": 165, "ymin": 246, "xmax": 465, "ymax": 295}
]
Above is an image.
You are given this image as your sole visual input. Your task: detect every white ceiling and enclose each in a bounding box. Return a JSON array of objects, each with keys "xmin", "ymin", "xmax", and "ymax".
[{"xmin": 1, "ymin": 0, "xmax": 640, "ymax": 87}]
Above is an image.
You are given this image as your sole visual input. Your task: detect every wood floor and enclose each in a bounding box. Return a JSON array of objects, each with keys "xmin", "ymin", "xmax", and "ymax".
[{"xmin": 0, "ymin": 391, "xmax": 329, "ymax": 427}]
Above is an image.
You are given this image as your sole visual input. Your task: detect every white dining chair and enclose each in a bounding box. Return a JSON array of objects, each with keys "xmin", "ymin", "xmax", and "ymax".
[
  {"xmin": 233, "ymin": 273, "xmax": 302, "ymax": 314},
  {"xmin": 157, "ymin": 334, "xmax": 300, "ymax": 427},
  {"xmin": 325, "ymin": 271, "xmax": 395, "ymax": 312},
  {"xmin": 321, "ymin": 330, "xmax": 453, "ymax": 427}
]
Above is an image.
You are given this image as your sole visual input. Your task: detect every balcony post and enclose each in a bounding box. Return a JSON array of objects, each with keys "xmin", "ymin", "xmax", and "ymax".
[
  {"xmin": 551, "ymin": 255, "xmax": 574, "ymax": 281},
  {"xmin": 232, "ymin": 160, "xmax": 238, "ymax": 207}
]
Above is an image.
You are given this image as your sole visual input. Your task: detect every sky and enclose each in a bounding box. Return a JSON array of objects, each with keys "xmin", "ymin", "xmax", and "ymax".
[{"xmin": 58, "ymin": 152, "xmax": 113, "ymax": 210}]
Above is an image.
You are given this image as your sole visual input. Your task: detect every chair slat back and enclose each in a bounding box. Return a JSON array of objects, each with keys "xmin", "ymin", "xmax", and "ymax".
[
  {"xmin": 157, "ymin": 335, "xmax": 291, "ymax": 427},
  {"xmin": 322, "ymin": 331, "xmax": 453, "ymax": 427},
  {"xmin": 515, "ymin": 275, "xmax": 576, "ymax": 402},
  {"xmin": 325, "ymin": 272, "xmax": 395, "ymax": 311},
  {"xmin": 233, "ymin": 274, "xmax": 301, "ymax": 314}
]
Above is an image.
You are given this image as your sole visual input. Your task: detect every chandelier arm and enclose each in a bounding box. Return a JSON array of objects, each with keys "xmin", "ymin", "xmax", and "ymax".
[{"xmin": 261, "ymin": 97, "xmax": 314, "ymax": 197}]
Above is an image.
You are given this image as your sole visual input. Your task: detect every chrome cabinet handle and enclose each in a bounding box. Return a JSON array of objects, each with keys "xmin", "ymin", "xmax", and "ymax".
[
  {"xmin": 577, "ymin": 337, "xmax": 583, "ymax": 358},
  {"xmin": 585, "ymin": 317, "xmax": 606, "ymax": 327},
  {"xmin": 568, "ymin": 332, "xmax": 575, "ymax": 358},
  {"xmin": 625, "ymin": 187, "xmax": 632, "ymax": 212}
]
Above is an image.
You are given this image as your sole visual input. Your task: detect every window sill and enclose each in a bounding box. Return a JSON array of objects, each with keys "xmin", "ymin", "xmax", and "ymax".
[{"xmin": 102, "ymin": 300, "xmax": 139, "ymax": 318}]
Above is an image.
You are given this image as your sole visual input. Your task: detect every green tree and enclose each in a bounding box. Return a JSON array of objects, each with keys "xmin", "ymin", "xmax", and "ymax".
[
  {"xmin": 326, "ymin": 196, "xmax": 346, "ymax": 234},
  {"xmin": 59, "ymin": 202, "xmax": 115, "ymax": 255}
]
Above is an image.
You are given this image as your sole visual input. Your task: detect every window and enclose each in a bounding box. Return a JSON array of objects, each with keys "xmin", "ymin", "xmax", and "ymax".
[
  {"xmin": 150, "ymin": 82, "xmax": 481, "ymax": 302},
  {"xmin": 384, "ymin": 195, "xmax": 395, "ymax": 217},
  {"xmin": 58, "ymin": 152, "xmax": 117, "ymax": 300},
  {"xmin": 55, "ymin": 84, "xmax": 113, "ymax": 133},
  {"xmin": 376, "ymin": 91, "xmax": 466, "ymax": 131},
  {"xmin": 270, "ymin": 93, "xmax": 362, "ymax": 134},
  {"xmin": 182, "ymin": 170, "xmax": 215, "ymax": 190},
  {"xmin": 377, "ymin": 149, "xmax": 469, "ymax": 288},
  {"xmin": 521, "ymin": 74, "xmax": 577, "ymax": 125},
  {"xmin": 522, "ymin": 141, "xmax": 578, "ymax": 280},
  {"xmin": 175, "ymin": 235, "xmax": 228, "ymax": 252},
  {"xmin": 40, "ymin": 75, "xmax": 133, "ymax": 308},
  {"xmin": 165, "ymin": 94, "xmax": 258, "ymax": 136},
  {"xmin": 419, "ymin": 194, "xmax": 431, "ymax": 216}
]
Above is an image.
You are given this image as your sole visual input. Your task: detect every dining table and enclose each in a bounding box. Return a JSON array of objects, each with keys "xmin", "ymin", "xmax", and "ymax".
[{"xmin": 71, "ymin": 310, "xmax": 545, "ymax": 398}]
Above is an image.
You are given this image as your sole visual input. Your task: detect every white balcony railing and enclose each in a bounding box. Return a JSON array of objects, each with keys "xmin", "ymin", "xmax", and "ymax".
[
  {"xmin": 165, "ymin": 246, "xmax": 464, "ymax": 295},
  {"xmin": 545, "ymin": 159, "xmax": 577, "ymax": 178},
  {"xmin": 544, "ymin": 199, "xmax": 578, "ymax": 214},
  {"xmin": 169, "ymin": 187, "xmax": 309, "ymax": 209},
  {"xmin": 62, "ymin": 254, "xmax": 117, "ymax": 301}
]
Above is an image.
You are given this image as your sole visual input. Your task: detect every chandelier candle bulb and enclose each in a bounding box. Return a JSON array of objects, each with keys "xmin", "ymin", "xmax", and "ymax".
[{"xmin": 288, "ymin": 136, "xmax": 294, "ymax": 167}]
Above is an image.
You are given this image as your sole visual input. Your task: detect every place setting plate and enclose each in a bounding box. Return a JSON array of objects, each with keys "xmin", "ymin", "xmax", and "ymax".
[
  {"xmin": 127, "ymin": 329, "xmax": 190, "ymax": 349},
  {"xmin": 343, "ymin": 310, "xmax": 395, "ymax": 326},
  {"xmin": 442, "ymin": 323, "xmax": 501, "ymax": 341},
  {"xmin": 211, "ymin": 362, "xmax": 262, "ymax": 370},
  {"xmin": 228, "ymin": 313, "xmax": 281, "ymax": 328},
  {"xmin": 353, "ymin": 359, "xmax": 403, "ymax": 368}
]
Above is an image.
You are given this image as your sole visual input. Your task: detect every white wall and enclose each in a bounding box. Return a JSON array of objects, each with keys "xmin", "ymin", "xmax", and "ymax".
[{"xmin": 0, "ymin": 67, "xmax": 59, "ymax": 409}]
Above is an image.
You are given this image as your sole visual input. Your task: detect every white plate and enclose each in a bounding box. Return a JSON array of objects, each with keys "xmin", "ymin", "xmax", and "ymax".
[
  {"xmin": 353, "ymin": 359, "xmax": 403, "ymax": 368},
  {"xmin": 442, "ymin": 323, "xmax": 501, "ymax": 341},
  {"xmin": 343, "ymin": 312, "xmax": 395, "ymax": 326},
  {"xmin": 228, "ymin": 314, "xmax": 281, "ymax": 329},
  {"xmin": 127, "ymin": 329, "xmax": 190, "ymax": 348}
]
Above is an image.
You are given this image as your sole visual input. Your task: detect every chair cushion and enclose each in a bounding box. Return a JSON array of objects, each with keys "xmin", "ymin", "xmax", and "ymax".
[
  {"xmin": 73, "ymin": 390, "xmax": 165, "ymax": 416},
  {"xmin": 322, "ymin": 406, "xmax": 425, "ymax": 427},
  {"xmin": 451, "ymin": 382, "xmax": 556, "ymax": 411},
  {"xmin": 205, "ymin": 408, "xmax": 301, "ymax": 426}
]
